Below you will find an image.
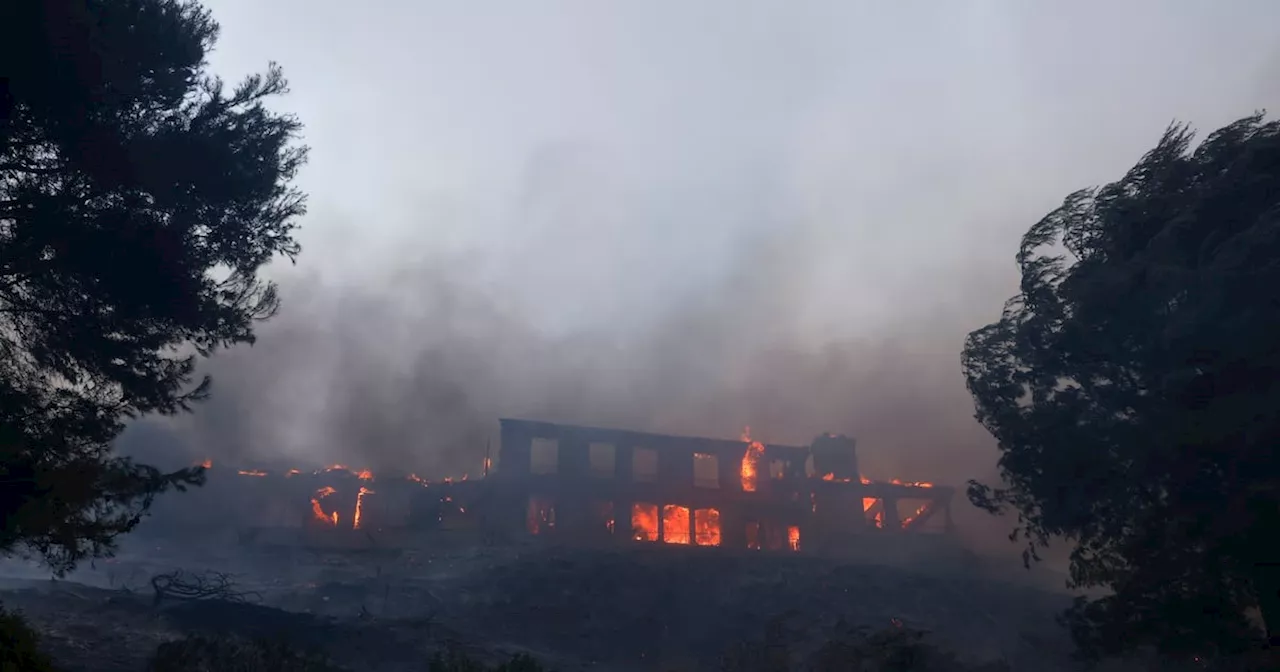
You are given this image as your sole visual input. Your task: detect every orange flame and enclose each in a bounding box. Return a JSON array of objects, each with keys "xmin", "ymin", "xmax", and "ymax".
[
  {"xmin": 901, "ymin": 502, "xmax": 930, "ymax": 529},
  {"xmin": 285, "ymin": 469, "xmax": 301, "ymax": 477},
  {"xmin": 353, "ymin": 486, "xmax": 375, "ymax": 529},
  {"xmin": 662, "ymin": 505, "xmax": 691, "ymax": 544},
  {"xmin": 787, "ymin": 525, "xmax": 801, "ymax": 551},
  {"xmin": 237, "ymin": 469, "xmax": 267, "ymax": 477},
  {"xmin": 311, "ymin": 486, "xmax": 338, "ymax": 526},
  {"xmin": 739, "ymin": 426, "xmax": 765, "ymax": 492},
  {"xmin": 198, "ymin": 459, "xmax": 212, "ymax": 469},
  {"xmin": 694, "ymin": 508, "xmax": 721, "ymax": 546},
  {"xmin": 631, "ymin": 502, "xmax": 659, "ymax": 541},
  {"xmin": 355, "ymin": 469, "xmax": 374, "ymax": 481}
]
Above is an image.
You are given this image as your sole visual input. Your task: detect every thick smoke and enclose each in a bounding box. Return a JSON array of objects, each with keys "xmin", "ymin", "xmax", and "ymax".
[
  {"xmin": 114, "ymin": 2, "xmax": 1280, "ymax": 569},
  {"xmin": 118, "ymin": 142, "xmax": 1005, "ymax": 480},
  {"xmin": 115, "ymin": 140, "xmax": 1026, "ymax": 561}
]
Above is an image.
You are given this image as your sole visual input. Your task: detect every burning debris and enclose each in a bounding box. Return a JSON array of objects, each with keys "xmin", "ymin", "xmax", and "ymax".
[{"xmin": 312, "ymin": 486, "xmax": 339, "ymax": 526}]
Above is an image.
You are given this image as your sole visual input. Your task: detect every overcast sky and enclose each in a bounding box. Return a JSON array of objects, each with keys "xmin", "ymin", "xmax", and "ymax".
[{"xmin": 123, "ymin": 0, "xmax": 1280, "ymax": 526}]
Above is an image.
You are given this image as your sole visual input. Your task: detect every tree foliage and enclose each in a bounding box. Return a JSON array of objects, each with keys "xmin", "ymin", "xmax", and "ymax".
[
  {"xmin": 962, "ymin": 113, "xmax": 1280, "ymax": 663},
  {"xmin": 0, "ymin": 0, "xmax": 306, "ymax": 573}
]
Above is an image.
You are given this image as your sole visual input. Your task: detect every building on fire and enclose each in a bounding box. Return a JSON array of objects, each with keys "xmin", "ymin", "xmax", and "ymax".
[
  {"xmin": 484, "ymin": 418, "xmax": 956, "ymax": 553},
  {"xmin": 177, "ymin": 418, "xmax": 956, "ymax": 555}
]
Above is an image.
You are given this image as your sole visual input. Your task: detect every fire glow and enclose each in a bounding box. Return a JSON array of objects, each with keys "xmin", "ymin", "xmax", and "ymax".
[
  {"xmin": 739, "ymin": 426, "xmax": 765, "ymax": 492},
  {"xmin": 353, "ymin": 486, "xmax": 375, "ymax": 530},
  {"xmin": 311, "ymin": 486, "xmax": 338, "ymax": 526}
]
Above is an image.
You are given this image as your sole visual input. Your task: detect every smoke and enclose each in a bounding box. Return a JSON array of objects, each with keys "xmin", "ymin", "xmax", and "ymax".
[
  {"xmin": 114, "ymin": 1, "xmax": 1280, "ymax": 569},
  {"xmin": 118, "ymin": 140, "xmax": 1007, "ymax": 477}
]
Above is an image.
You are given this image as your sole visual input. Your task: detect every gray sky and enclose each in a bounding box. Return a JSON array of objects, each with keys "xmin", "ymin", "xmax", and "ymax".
[{"xmin": 123, "ymin": 0, "xmax": 1280, "ymax": 540}]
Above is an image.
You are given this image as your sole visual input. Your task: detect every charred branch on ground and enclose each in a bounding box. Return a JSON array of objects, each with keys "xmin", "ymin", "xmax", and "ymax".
[{"xmin": 150, "ymin": 569, "xmax": 262, "ymax": 606}]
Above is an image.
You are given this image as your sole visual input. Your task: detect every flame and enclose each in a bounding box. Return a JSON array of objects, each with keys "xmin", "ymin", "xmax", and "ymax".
[
  {"xmin": 407, "ymin": 473, "xmax": 424, "ymax": 483},
  {"xmin": 662, "ymin": 505, "xmax": 691, "ymax": 544},
  {"xmin": 694, "ymin": 508, "xmax": 721, "ymax": 546},
  {"xmin": 862, "ymin": 497, "xmax": 885, "ymax": 528},
  {"xmin": 739, "ymin": 426, "xmax": 765, "ymax": 492},
  {"xmin": 285, "ymin": 469, "xmax": 301, "ymax": 477},
  {"xmin": 353, "ymin": 486, "xmax": 375, "ymax": 529},
  {"xmin": 787, "ymin": 525, "xmax": 801, "ymax": 551},
  {"xmin": 823, "ymin": 471, "xmax": 931, "ymax": 488},
  {"xmin": 355, "ymin": 469, "xmax": 374, "ymax": 481},
  {"xmin": 483, "ymin": 456, "xmax": 492, "ymax": 476},
  {"xmin": 237, "ymin": 469, "xmax": 267, "ymax": 477},
  {"xmin": 901, "ymin": 502, "xmax": 930, "ymax": 529},
  {"xmin": 311, "ymin": 487, "xmax": 338, "ymax": 526},
  {"xmin": 631, "ymin": 502, "xmax": 659, "ymax": 541},
  {"xmin": 197, "ymin": 459, "xmax": 212, "ymax": 469}
]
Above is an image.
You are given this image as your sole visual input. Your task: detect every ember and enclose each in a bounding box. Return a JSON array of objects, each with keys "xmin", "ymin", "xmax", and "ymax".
[
  {"xmin": 527, "ymin": 496, "xmax": 555, "ymax": 534},
  {"xmin": 745, "ymin": 521, "xmax": 762, "ymax": 550}
]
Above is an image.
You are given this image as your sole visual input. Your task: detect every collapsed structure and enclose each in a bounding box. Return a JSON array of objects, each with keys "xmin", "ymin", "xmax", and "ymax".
[{"xmin": 179, "ymin": 419, "xmax": 955, "ymax": 555}]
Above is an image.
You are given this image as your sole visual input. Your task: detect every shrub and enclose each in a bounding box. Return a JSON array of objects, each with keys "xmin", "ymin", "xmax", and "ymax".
[
  {"xmin": 147, "ymin": 634, "xmax": 344, "ymax": 672},
  {"xmin": 0, "ymin": 605, "xmax": 58, "ymax": 672}
]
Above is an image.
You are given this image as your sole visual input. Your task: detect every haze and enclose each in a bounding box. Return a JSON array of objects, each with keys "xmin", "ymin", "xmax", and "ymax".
[{"xmin": 119, "ymin": 0, "xmax": 1280, "ymax": 546}]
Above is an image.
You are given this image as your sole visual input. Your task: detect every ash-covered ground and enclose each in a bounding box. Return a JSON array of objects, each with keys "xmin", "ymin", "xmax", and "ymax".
[{"xmin": 0, "ymin": 527, "xmax": 1083, "ymax": 672}]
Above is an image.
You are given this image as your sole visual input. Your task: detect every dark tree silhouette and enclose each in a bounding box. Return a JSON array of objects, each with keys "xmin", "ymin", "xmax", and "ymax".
[
  {"xmin": 963, "ymin": 113, "xmax": 1280, "ymax": 663},
  {"xmin": 0, "ymin": 0, "xmax": 306, "ymax": 574}
]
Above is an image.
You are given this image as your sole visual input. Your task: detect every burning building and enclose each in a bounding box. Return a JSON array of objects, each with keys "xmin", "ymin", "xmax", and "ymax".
[
  {"xmin": 182, "ymin": 418, "xmax": 954, "ymax": 556},
  {"xmin": 485, "ymin": 419, "xmax": 955, "ymax": 554}
]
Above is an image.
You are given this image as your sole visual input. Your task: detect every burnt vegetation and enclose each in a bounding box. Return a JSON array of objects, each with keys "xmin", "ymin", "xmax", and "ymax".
[{"xmin": 2, "ymin": 0, "xmax": 1280, "ymax": 671}]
